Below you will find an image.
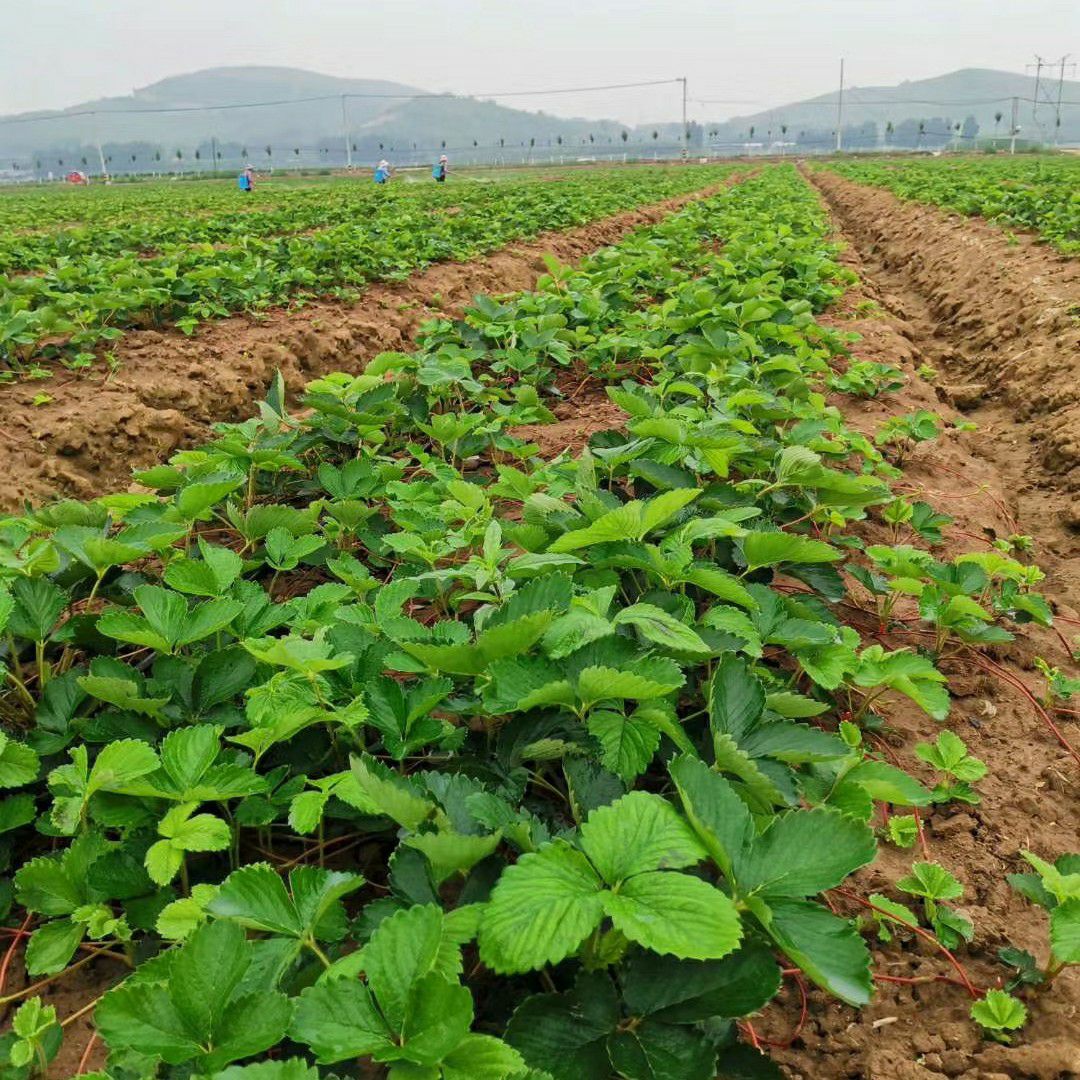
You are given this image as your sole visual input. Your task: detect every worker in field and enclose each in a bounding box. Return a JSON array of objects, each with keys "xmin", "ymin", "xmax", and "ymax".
[
  {"xmin": 374, "ymin": 159, "xmax": 392, "ymax": 184},
  {"xmin": 432, "ymin": 154, "xmax": 449, "ymax": 182},
  {"xmin": 237, "ymin": 164, "xmax": 255, "ymax": 193}
]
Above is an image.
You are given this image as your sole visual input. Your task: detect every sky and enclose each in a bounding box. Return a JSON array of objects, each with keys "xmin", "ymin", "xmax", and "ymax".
[{"xmin": 2, "ymin": 0, "xmax": 1078, "ymax": 125}]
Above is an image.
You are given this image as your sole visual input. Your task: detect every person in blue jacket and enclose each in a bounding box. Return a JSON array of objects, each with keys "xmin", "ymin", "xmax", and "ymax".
[
  {"xmin": 237, "ymin": 165, "xmax": 255, "ymax": 192},
  {"xmin": 432, "ymin": 154, "xmax": 448, "ymax": 182},
  {"xmin": 374, "ymin": 159, "xmax": 391, "ymax": 184}
]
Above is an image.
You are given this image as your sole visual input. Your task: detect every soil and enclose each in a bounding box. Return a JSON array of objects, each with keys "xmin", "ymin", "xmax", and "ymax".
[
  {"xmin": 753, "ymin": 173, "xmax": 1080, "ymax": 1080},
  {"xmin": 0, "ymin": 182, "xmax": 725, "ymax": 513}
]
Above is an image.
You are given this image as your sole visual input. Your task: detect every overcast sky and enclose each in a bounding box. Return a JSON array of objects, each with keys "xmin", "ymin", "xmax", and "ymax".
[{"xmin": 2, "ymin": 0, "xmax": 1078, "ymax": 124}]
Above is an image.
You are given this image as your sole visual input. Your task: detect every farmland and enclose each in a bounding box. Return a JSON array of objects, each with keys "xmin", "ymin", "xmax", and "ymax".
[
  {"xmin": 0, "ymin": 166, "xmax": 725, "ymax": 373},
  {"xmin": 0, "ymin": 159, "xmax": 1077, "ymax": 1080}
]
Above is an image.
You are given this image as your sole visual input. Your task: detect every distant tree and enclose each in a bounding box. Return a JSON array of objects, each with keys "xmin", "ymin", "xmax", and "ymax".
[
  {"xmin": 81, "ymin": 156, "xmax": 88, "ymax": 167},
  {"xmin": 529, "ymin": 137, "xmax": 535, "ymax": 147},
  {"xmin": 781, "ymin": 124, "xmax": 788, "ymax": 138},
  {"xmin": 749, "ymin": 125, "xmax": 755, "ymax": 139},
  {"xmin": 440, "ymin": 140, "xmax": 446, "ymax": 149},
  {"xmin": 961, "ymin": 114, "xmax": 979, "ymax": 141},
  {"xmin": 885, "ymin": 121, "xmax": 894, "ymax": 144},
  {"xmin": 652, "ymin": 130, "xmax": 659, "ymax": 141},
  {"xmin": 499, "ymin": 137, "xmax": 505, "ymax": 147},
  {"xmin": 154, "ymin": 150, "xmax": 161, "ymax": 162},
  {"xmin": 994, "ymin": 111, "xmax": 1003, "ymax": 134},
  {"xmin": 620, "ymin": 130, "xmax": 628, "ymax": 143},
  {"xmin": 130, "ymin": 154, "xmax": 137, "ymax": 163},
  {"xmin": 57, "ymin": 158, "xmax": 63, "ymax": 167},
  {"xmin": 176, "ymin": 149, "xmax": 183, "ymax": 161},
  {"xmin": 195, "ymin": 150, "xmax": 201, "ymax": 160},
  {"xmin": 473, "ymin": 139, "xmax": 478, "ymax": 147},
  {"xmin": 917, "ymin": 121, "xmax": 925, "ymax": 149},
  {"xmin": 556, "ymin": 135, "xmax": 562, "ymax": 146},
  {"xmin": 293, "ymin": 148, "xmax": 300, "ymax": 156},
  {"xmin": 589, "ymin": 133, "xmax": 594, "ymax": 143},
  {"xmin": 242, "ymin": 147, "xmax": 248, "ymax": 157}
]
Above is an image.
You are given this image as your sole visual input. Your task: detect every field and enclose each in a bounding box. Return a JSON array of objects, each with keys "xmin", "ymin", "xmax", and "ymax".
[{"xmin": 0, "ymin": 157, "xmax": 1077, "ymax": 1080}]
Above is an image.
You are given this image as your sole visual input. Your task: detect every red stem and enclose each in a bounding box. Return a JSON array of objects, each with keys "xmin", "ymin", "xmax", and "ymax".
[{"xmin": 830, "ymin": 887, "xmax": 981, "ymax": 998}]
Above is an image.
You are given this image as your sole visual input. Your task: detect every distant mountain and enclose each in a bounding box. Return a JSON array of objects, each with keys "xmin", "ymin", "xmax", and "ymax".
[
  {"xmin": 0, "ymin": 66, "xmax": 631, "ymax": 173},
  {"xmin": 5, "ymin": 65, "xmax": 1077, "ymax": 176},
  {"xmin": 705, "ymin": 68, "xmax": 1080, "ymax": 148}
]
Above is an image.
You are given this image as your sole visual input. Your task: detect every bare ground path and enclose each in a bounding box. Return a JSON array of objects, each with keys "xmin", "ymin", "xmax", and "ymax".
[{"xmin": 756, "ymin": 168, "xmax": 1080, "ymax": 1080}]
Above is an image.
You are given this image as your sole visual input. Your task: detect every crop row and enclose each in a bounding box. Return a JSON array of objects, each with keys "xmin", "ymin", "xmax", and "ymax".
[
  {"xmin": 0, "ymin": 166, "xmax": 1072, "ymax": 1078},
  {"xmin": 1, "ymin": 165, "xmax": 727, "ymax": 371},
  {"xmin": 824, "ymin": 156, "xmax": 1080, "ymax": 254},
  {"xmin": 0, "ymin": 170, "xmax": 633, "ymax": 273}
]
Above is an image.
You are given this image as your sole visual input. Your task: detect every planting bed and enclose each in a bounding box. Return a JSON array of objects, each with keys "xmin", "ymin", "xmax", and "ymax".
[{"xmin": 0, "ymin": 164, "xmax": 1077, "ymax": 1080}]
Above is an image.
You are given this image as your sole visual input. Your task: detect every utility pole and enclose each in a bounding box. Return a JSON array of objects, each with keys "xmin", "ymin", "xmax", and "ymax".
[
  {"xmin": 91, "ymin": 112, "xmax": 109, "ymax": 183},
  {"xmin": 341, "ymin": 95, "xmax": 353, "ymax": 169},
  {"xmin": 1054, "ymin": 56, "xmax": 1076, "ymax": 146},
  {"xmin": 835, "ymin": 59, "xmax": 845, "ymax": 153},
  {"xmin": 680, "ymin": 76, "xmax": 688, "ymax": 160},
  {"xmin": 211, "ymin": 136, "xmax": 218, "ymax": 175},
  {"xmin": 1009, "ymin": 96, "xmax": 1019, "ymax": 155}
]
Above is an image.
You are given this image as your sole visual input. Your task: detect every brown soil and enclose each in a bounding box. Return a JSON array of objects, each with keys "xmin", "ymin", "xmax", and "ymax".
[
  {"xmin": 808, "ymin": 169, "xmax": 1080, "ymax": 491},
  {"xmin": 0, "ymin": 183, "xmax": 723, "ymax": 513},
  {"xmin": 757, "ymin": 176, "xmax": 1080, "ymax": 1080}
]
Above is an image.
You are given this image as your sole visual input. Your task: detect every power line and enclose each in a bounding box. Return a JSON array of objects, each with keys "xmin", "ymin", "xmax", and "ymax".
[{"xmin": 0, "ymin": 78, "xmax": 685, "ymax": 127}]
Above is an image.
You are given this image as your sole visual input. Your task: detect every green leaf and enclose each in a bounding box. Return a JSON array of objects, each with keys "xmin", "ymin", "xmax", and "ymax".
[
  {"xmin": 25, "ymin": 918, "xmax": 84, "ymax": 976},
  {"xmin": 759, "ymin": 898, "xmax": 872, "ymax": 1006},
  {"xmin": 843, "ymin": 760, "xmax": 933, "ymax": 807},
  {"xmin": 7, "ymin": 578, "xmax": 66, "ymax": 642},
  {"xmin": 970, "ymin": 989, "xmax": 1027, "ymax": 1033},
  {"xmin": 207, "ymin": 863, "xmax": 303, "ymax": 937},
  {"xmin": 613, "ymin": 604, "xmax": 709, "ymax": 655},
  {"xmin": 734, "ymin": 808, "xmax": 876, "ymax": 898},
  {"xmin": 1050, "ymin": 899, "xmax": 1080, "ymax": 964},
  {"xmin": 357, "ymin": 904, "xmax": 444, "ymax": 1031},
  {"xmin": 351, "ymin": 754, "xmax": 433, "ymax": 828},
  {"xmin": 587, "ymin": 710, "xmax": 661, "ymax": 782},
  {"xmin": 853, "ymin": 645, "xmax": 950, "ymax": 720},
  {"xmin": 171, "ymin": 919, "xmax": 248, "ymax": 1042},
  {"xmin": 289, "ymin": 980, "xmax": 391, "ymax": 1063},
  {"xmin": 505, "ymin": 972, "xmax": 618, "ymax": 1080},
  {"xmin": 576, "ymin": 664, "xmax": 683, "ymax": 705},
  {"xmin": 578, "ymin": 791, "xmax": 706, "ymax": 884},
  {"xmin": 478, "ymin": 841, "xmax": 604, "ymax": 973},
  {"xmin": 742, "ymin": 532, "xmax": 841, "ymax": 572},
  {"xmin": 441, "ymin": 1034, "xmax": 526, "ymax": 1080},
  {"xmin": 95, "ymin": 983, "xmax": 203, "ymax": 1066},
  {"xmin": 669, "ymin": 755, "xmax": 752, "ymax": 882},
  {"xmin": 896, "ymin": 861, "xmax": 963, "ymax": 902},
  {"xmin": 604, "ymin": 872, "xmax": 742, "ymax": 961},
  {"xmin": 709, "ymin": 655, "xmax": 765, "ymax": 742},
  {"xmin": 608, "ymin": 1019, "xmax": 717, "ymax": 1080},
  {"xmin": 391, "ymin": 973, "xmax": 473, "ymax": 1066},
  {"xmin": 0, "ymin": 733, "xmax": 39, "ymax": 788},
  {"xmin": 212, "ymin": 1060, "xmax": 318, "ymax": 1079},
  {"xmin": 403, "ymin": 831, "xmax": 502, "ymax": 885},
  {"xmin": 620, "ymin": 943, "xmax": 781, "ymax": 1022}
]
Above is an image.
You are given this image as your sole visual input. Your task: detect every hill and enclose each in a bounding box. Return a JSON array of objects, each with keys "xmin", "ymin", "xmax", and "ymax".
[
  {"xmin": 704, "ymin": 68, "xmax": 1080, "ymax": 148},
  {"xmin": 0, "ymin": 66, "xmax": 630, "ymax": 172}
]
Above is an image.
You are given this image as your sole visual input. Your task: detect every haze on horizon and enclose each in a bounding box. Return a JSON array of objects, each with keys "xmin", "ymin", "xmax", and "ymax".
[{"xmin": 2, "ymin": 0, "xmax": 1078, "ymax": 127}]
